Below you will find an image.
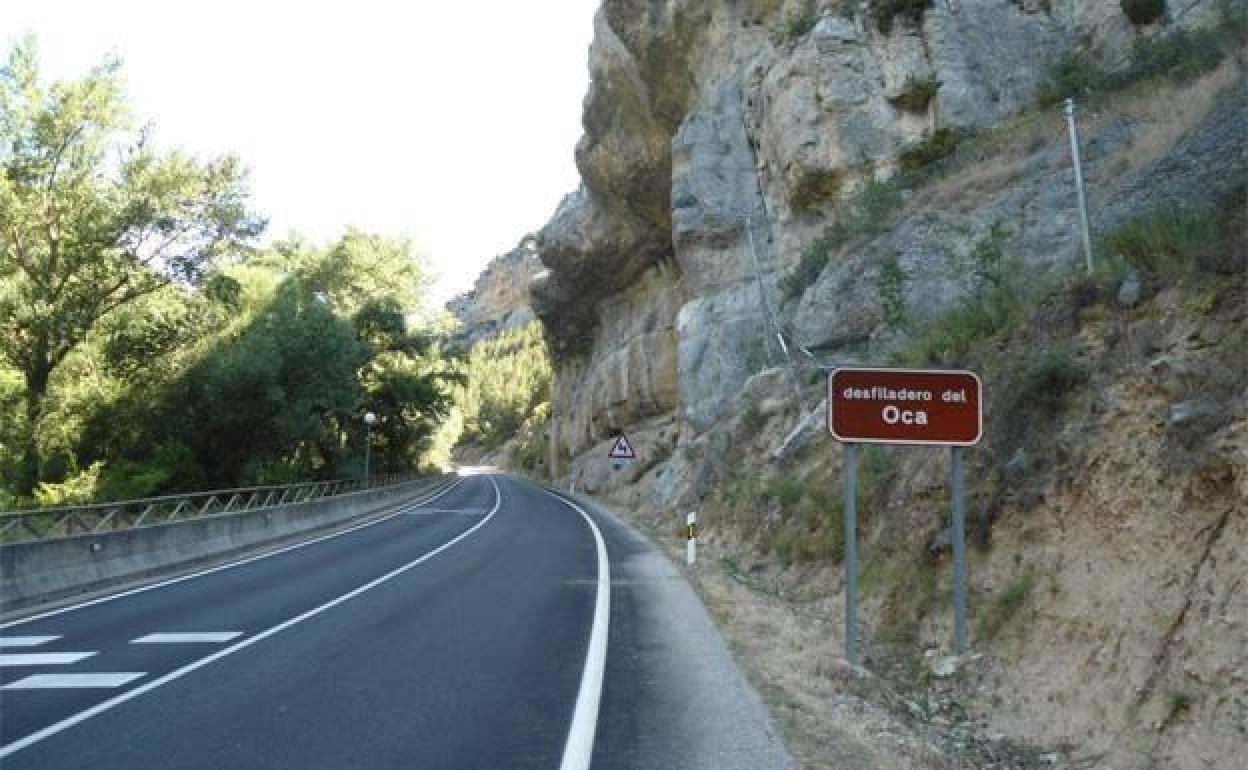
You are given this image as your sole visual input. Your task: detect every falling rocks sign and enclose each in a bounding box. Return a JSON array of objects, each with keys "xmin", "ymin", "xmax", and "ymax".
[{"xmin": 828, "ymin": 367, "xmax": 982, "ymax": 446}]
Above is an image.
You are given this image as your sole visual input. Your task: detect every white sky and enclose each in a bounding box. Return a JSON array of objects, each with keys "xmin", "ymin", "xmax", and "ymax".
[{"xmin": 2, "ymin": 1, "xmax": 598, "ymax": 305}]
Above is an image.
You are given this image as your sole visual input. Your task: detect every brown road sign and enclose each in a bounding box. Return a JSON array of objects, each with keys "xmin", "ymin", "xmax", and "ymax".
[{"xmin": 828, "ymin": 367, "xmax": 982, "ymax": 446}]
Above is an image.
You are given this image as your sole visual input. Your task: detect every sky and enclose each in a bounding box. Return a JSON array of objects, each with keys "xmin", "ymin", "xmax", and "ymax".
[{"xmin": 2, "ymin": 0, "xmax": 598, "ymax": 306}]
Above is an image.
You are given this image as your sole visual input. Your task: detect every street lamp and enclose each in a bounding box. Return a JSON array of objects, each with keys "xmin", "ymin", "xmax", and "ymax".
[{"xmin": 363, "ymin": 411, "xmax": 377, "ymax": 483}]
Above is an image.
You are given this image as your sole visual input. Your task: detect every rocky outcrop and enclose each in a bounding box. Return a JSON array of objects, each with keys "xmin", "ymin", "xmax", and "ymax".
[
  {"xmin": 536, "ymin": 0, "xmax": 1245, "ymax": 466},
  {"xmin": 447, "ymin": 236, "xmax": 543, "ymax": 348}
]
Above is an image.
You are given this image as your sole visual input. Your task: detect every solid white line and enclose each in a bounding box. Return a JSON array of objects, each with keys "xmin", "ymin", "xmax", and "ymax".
[
  {"xmin": 0, "ymin": 636, "xmax": 61, "ymax": 647},
  {"xmin": 130, "ymin": 632, "xmax": 243, "ymax": 644},
  {"xmin": 3, "ymin": 673, "xmax": 145, "ymax": 690},
  {"xmin": 553, "ymin": 491, "xmax": 611, "ymax": 770},
  {"xmin": 0, "ymin": 476, "xmax": 503, "ymax": 761},
  {"xmin": 0, "ymin": 478, "xmax": 465, "ymax": 631},
  {"xmin": 0, "ymin": 652, "xmax": 96, "ymax": 666}
]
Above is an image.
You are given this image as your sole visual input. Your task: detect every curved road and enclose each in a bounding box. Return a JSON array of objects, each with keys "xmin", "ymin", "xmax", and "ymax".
[{"xmin": 0, "ymin": 475, "xmax": 793, "ymax": 769}]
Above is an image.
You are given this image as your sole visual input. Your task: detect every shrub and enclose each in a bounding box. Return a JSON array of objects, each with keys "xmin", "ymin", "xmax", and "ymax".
[
  {"xmin": 1121, "ymin": 0, "xmax": 1166, "ymax": 26},
  {"xmin": 1127, "ymin": 26, "xmax": 1225, "ymax": 83},
  {"xmin": 899, "ymin": 128, "xmax": 961, "ymax": 174},
  {"xmin": 772, "ymin": 0, "xmax": 818, "ymax": 45},
  {"xmin": 870, "ymin": 0, "xmax": 931, "ymax": 35},
  {"xmin": 1035, "ymin": 49, "xmax": 1108, "ymax": 107},
  {"xmin": 878, "ymin": 257, "xmax": 909, "ymax": 328},
  {"xmin": 782, "ymin": 173, "xmax": 909, "ymax": 298},
  {"xmin": 1099, "ymin": 193, "xmax": 1242, "ymax": 281},
  {"xmin": 893, "ymin": 76, "xmax": 940, "ymax": 111},
  {"xmin": 741, "ymin": 401, "xmax": 768, "ymax": 434},
  {"xmin": 1021, "ymin": 344, "xmax": 1089, "ymax": 413},
  {"xmin": 975, "ymin": 571, "xmax": 1035, "ymax": 641},
  {"xmin": 764, "ymin": 475, "xmax": 804, "ymax": 507}
]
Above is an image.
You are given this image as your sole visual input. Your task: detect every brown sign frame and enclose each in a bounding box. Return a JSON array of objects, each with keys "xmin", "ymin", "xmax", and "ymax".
[{"xmin": 828, "ymin": 367, "xmax": 983, "ymax": 447}]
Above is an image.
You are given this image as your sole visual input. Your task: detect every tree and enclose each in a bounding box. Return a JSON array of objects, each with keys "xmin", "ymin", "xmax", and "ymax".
[{"xmin": 0, "ymin": 39, "xmax": 263, "ymax": 492}]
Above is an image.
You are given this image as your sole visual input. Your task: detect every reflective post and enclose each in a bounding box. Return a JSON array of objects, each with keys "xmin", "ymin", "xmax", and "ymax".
[{"xmin": 844, "ymin": 443, "xmax": 859, "ymax": 665}]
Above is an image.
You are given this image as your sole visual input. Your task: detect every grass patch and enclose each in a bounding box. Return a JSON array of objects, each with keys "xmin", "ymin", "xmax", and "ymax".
[{"xmin": 975, "ymin": 570, "xmax": 1035, "ymax": 642}]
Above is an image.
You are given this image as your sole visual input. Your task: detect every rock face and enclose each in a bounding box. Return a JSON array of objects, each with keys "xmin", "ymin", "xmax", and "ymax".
[
  {"xmin": 534, "ymin": 0, "xmax": 1246, "ymax": 472},
  {"xmin": 447, "ymin": 236, "xmax": 543, "ymax": 348}
]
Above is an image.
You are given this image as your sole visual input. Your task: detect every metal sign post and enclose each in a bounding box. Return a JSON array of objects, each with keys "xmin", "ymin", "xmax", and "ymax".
[
  {"xmin": 844, "ymin": 444, "xmax": 859, "ymax": 665},
  {"xmin": 950, "ymin": 446, "xmax": 968, "ymax": 654},
  {"xmin": 829, "ymin": 367, "xmax": 983, "ymax": 663}
]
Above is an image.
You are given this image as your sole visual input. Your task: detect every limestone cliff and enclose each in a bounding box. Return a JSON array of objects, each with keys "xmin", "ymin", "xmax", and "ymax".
[
  {"xmin": 507, "ymin": 0, "xmax": 1247, "ymax": 766},
  {"xmin": 447, "ymin": 236, "xmax": 543, "ymax": 349}
]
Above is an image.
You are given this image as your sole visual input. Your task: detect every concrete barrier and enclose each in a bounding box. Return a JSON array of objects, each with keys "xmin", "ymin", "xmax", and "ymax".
[{"xmin": 0, "ymin": 476, "xmax": 451, "ymax": 613}]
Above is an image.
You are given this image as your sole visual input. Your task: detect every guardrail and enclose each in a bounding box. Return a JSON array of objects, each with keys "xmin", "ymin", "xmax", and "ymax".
[{"xmin": 0, "ymin": 474, "xmax": 422, "ymax": 545}]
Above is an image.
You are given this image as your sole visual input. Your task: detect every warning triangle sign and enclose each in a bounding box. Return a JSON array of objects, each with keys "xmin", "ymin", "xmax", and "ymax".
[{"xmin": 607, "ymin": 434, "xmax": 637, "ymax": 460}]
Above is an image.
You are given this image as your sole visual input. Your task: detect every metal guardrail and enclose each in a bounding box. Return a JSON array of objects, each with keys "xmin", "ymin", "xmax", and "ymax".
[{"xmin": 0, "ymin": 474, "xmax": 426, "ymax": 545}]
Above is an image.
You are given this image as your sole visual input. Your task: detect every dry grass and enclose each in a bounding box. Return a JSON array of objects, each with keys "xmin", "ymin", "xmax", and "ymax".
[{"xmin": 1089, "ymin": 59, "xmax": 1242, "ymax": 203}]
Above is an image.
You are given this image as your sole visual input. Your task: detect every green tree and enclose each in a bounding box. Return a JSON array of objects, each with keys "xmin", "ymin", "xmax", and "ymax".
[{"xmin": 0, "ymin": 39, "xmax": 262, "ymax": 493}]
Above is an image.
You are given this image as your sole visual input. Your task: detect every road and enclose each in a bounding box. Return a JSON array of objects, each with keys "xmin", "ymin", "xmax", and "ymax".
[{"xmin": 0, "ymin": 474, "xmax": 794, "ymax": 769}]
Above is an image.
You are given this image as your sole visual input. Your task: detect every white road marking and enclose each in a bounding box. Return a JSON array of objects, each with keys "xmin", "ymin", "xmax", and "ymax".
[
  {"xmin": 0, "ymin": 478, "xmax": 465, "ymax": 631},
  {"xmin": 3, "ymin": 673, "xmax": 145, "ymax": 690},
  {"xmin": 0, "ymin": 636, "xmax": 61, "ymax": 647},
  {"xmin": 0, "ymin": 476, "xmax": 503, "ymax": 760},
  {"xmin": 130, "ymin": 632, "xmax": 243, "ymax": 644},
  {"xmin": 403, "ymin": 508, "xmax": 487, "ymax": 515},
  {"xmin": 0, "ymin": 652, "xmax": 96, "ymax": 666},
  {"xmin": 552, "ymin": 491, "xmax": 611, "ymax": 770}
]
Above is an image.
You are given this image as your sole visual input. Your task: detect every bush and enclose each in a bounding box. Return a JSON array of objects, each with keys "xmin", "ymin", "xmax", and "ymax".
[
  {"xmin": 975, "ymin": 571, "xmax": 1035, "ymax": 642},
  {"xmin": 1035, "ymin": 49, "xmax": 1109, "ymax": 107},
  {"xmin": 1121, "ymin": 0, "xmax": 1166, "ymax": 25},
  {"xmin": 1099, "ymin": 193, "xmax": 1242, "ymax": 281},
  {"xmin": 783, "ymin": 173, "xmax": 909, "ymax": 298},
  {"xmin": 893, "ymin": 76, "xmax": 940, "ymax": 111},
  {"xmin": 764, "ymin": 475, "xmax": 804, "ymax": 507},
  {"xmin": 741, "ymin": 401, "xmax": 768, "ymax": 434},
  {"xmin": 870, "ymin": 0, "xmax": 931, "ymax": 35},
  {"xmin": 899, "ymin": 128, "xmax": 961, "ymax": 174},
  {"xmin": 1127, "ymin": 26, "xmax": 1225, "ymax": 83},
  {"xmin": 1021, "ymin": 344, "xmax": 1088, "ymax": 412},
  {"xmin": 772, "ymin": 0, "xmax": 818, "ymax": 45}
]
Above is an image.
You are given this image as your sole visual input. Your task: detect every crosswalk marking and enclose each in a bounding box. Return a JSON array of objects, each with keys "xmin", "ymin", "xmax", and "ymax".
[
  {"xmin": 0, "ymin": 652, "xmax": 96, "ymax": 666},
  {"xmin": 0, "ymin": 636, "xmax": 61, "ymax": 647},
  {"xmin": 130, "ymin": 632, "xmax": 243, "ymax": 644},
  {"xmin": 2, "ymin": 673, "xmax": 145, "ymax": 690}
]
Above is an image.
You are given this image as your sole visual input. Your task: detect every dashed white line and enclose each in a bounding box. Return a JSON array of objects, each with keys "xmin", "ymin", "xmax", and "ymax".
[
  {"xmin": 3, "ymin": 673, "xmax": 145, "ymax": 690},
  {"xmin": 0, "ymin": 652, "xmax": 96, "ymax": 666},
  {"xmin": 0, "ymin": 476, "xmax": 503, "ymax": 761},
  {"xmin": 131, "ymin": 632, "xmax": 243, "ymax": 644},
  {"xmin": 0, "ymin": 636, "xmax": 61, "ymax": 647}
]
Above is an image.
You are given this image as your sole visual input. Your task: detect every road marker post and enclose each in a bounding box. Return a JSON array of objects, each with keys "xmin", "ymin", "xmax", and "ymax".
[
  {"xmin": 685, "ymin": 511, "xmax": 698, "ymax": 566},
  {"xmin": 828, "ymin": 367, "xmax": 983, "ymax": 663}
]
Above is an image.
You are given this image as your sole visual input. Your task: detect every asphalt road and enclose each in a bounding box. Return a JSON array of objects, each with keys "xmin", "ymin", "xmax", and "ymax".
[{"xmin": 0, "ymin": 474, "xmax": 794, "ymax": 769}]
